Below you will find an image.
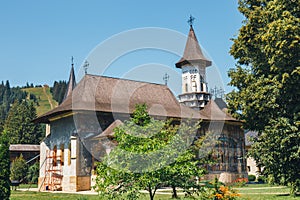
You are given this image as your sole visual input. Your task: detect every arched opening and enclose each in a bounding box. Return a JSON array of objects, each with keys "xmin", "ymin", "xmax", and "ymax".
[
  {"xmin": 53, "ymin": 145, "xmax": 57, "ymax": 166},
  {"xmin": 60, "ymin": 144, "xmax": 64, "ymax": 166}
]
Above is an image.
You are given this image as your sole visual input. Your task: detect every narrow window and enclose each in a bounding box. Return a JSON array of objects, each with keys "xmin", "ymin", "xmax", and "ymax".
[
  {"xmin": 68, "ymin": 143, "xmax": 71, "ymax": 166},
  {"xmin": 60, "ymin": 144, "xmax": 64, "ymax": 166},
  {"xmin": 53, "ymin": 145, "xmax": 57, "ymax": 166}
]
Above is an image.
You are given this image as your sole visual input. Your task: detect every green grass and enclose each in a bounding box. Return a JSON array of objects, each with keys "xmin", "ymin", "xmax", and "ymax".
[
  {"xmin": 23, "ymin": 86, "xmax": 58, "ymax": 116},
  {"xmin": 10, "ymin": 184, "xmax": 300, "ymax": 200},
  {"xmin": 234, "ymin": 184, "xmax": 300, "ymax": 200}
]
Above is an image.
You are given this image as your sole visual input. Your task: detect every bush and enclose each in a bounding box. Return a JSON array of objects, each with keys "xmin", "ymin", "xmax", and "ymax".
[
  {"xmin": 26, "ymin": 162, "xmax": 39, "ymax": 184},
  {"xmin": 10, "ymin": 154, "xmax": 28, "ymax": 182},
  {"xmin": 248, "ymin": 174, "xmax": 256, "ymax": 182},
  {"xmin": 257, "ymin": 176, "xmax": 265, "ymax": 183}
]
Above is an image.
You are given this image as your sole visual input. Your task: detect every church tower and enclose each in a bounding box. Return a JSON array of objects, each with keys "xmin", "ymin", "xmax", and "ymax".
[{"xmin": 176, "ymin": 17, "xmax": 211, "ymax": 110}]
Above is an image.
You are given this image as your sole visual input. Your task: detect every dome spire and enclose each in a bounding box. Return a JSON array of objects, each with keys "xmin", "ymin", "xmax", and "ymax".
[
  {"xmin": 175, "ymin": 16, "xmax": 212, "ymax": 68},
  {"xmin": 63, "ymin": 57, "xmax": 77, "ymax": 102}
]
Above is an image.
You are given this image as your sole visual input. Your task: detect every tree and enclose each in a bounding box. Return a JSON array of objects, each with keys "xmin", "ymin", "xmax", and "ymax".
[
  {"xmin": 10, "ymin": 154, "xmax": 28, "ymax": 182},
  {"xmin": 0, "ymin": 131, "xmax": 10, "ymax": 200},
  {"xmin": 227, "ymin": 0, "xmax": 300, "ymax": 195},
  {"xmin": 26, "ymin": 162, "xmax": 39, "ymax": 184},
  {"xmin": 4, "ymin": 100, "xmax": 43, "ymax": 144},
  {"xmin": 95, "ymin": 104, "xmax": 206, "ymax": 200}
]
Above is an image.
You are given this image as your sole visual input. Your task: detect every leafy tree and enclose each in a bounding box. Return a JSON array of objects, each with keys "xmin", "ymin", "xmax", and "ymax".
[
  {"xmin": 227, "ymin": 0, "xmax": 300, "ymax": 195},
  {"xmin": 4, "ymin": 100, "xmax": 43, "ymax": 144},
  {"xmin": 10, "ymin": 154, "xmax": 28, "ymax": 182},
  {"xmin": 0, "ymin": 131, "xmax": 10, "ymax": 200},
  {"xmin": 95, "ymin": 104, "xmax": 206, "ymax": 200},
  {"xmin": 26, "ymin": 162, "xmax": 39, "ymax": 184}
]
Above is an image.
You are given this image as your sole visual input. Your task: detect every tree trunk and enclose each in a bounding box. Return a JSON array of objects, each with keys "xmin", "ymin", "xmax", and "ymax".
[
  {"xmin": 172, "ymin": 185, "xmax": 178, "ymax": 199},
  {"xmin": 148, "ymin": 185, "xmax": 154, "ymax": 200}
]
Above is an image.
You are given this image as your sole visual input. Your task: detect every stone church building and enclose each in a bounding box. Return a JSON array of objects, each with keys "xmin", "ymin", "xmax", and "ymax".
[{"xmin": 35, "ymin": 23, "xmax": 247, "ymax": 192}]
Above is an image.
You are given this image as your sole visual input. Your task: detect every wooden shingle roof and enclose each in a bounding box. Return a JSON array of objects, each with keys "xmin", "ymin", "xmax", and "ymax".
[
  {"xmin": 176, "ymin": 25, "xmax": 211, "ymax": 68},
  {"xmin": 35, "ymin": 74, "xmax": 204, "ymax": 123}
]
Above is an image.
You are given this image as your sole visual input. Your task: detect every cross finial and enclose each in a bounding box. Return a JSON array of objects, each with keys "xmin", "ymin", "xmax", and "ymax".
[
  {"xmin": 71, "ymin": 56, "xmax": 74, "ymax": 67},
  {"xmin": 163, "ymin": 73, "xmax": 170, "ymax": 85},
  {"xmin": 187, "ymin": 15, "xmax": 195, "ymax": 26},
  {"xmin": 83, "ymin": 60, "xmax": 89, "ymax": 74}
]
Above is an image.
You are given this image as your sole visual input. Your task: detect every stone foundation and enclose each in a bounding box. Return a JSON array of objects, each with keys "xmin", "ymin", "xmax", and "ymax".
[
  {"xmin": 204, "ymin": 172, "xmax": 248, "ymax": 184},
  {"xmin": 38, "ymin": 175, "xmax": 91, "ymax": 192}
]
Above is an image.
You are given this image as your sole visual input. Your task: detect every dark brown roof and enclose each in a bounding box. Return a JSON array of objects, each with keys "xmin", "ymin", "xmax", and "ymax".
[
  {"xmin": 9, "ymin": 144, "xmax": 40, "ymax": 152},
  {"xmin": 200, "ymin": 99, "xmax": 238, "ymax": 122},
  {"xmin": 214, "ymin": 98, "xmax": 227, "ymax": 110},
  {"xmin": 35, "ymin": 74, "xmax": 204, "ymax": 123},
  {"xmin": 176, "ymin": 25, "xmax": 212, "ymax": 68},
  {"xmin": 92, "ymin": 119, "xmax": 123, "ymax": 139},
  {"xmin": 64, "ymin": 65, "xmax": 76, "ymax": 100}
]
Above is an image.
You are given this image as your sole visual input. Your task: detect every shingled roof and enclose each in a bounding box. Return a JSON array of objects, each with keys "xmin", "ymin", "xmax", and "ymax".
[
  {"xmin": 63, "ymin": 65, "xmax": 76, "ymax": 100},
  {"xmin": 176, "ymin": 25, "xmax": 212, "ymax": 68},
  {"xmin": 35, "ymin": 74, "xmax": 204, "ymax": 123},
  {"xmin": 200, "ymin": 99, "xmax": 238, "ymax": 122}
]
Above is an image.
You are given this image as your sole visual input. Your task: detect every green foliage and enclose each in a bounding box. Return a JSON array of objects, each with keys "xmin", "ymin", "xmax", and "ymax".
[
  {"xmin": 51, "ymin": 80, "xmax": 67, "ymax": 104},
  {"xmin": 95, "ymin": 104, "xmax": 206, "ymax": 200},
  {"xmin": 248, "ymin": 174, "xmax": 256, "ymax": 182},
  {"xmin": 0, "ymin": 80, "xmax": 29, "ymax": 133},
  {"xmin": 10, "ymin": 154, "xmax": 28, "ymax": 182},
  {"xmin": 227, "ymin": 0, "xmax": 300, "ymax": 195},
  {"xmin": 4, "ymin": 100, "xmax": 43, "ymax": 144},
  {"xmin": 0, "ymin": 131, "xmax": 10, "ymax": 200},
  {"xmin": 26, "ymin": 162, "xmax": 39, "ymax": 184}
]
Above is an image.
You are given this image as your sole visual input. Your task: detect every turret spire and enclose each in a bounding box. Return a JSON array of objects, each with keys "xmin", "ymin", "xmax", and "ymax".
[
  {"xmin": 176, "ymin": 17, "xmax": 211, "ymax": 68},
  {"xmin": 63, "ymin": 57, "xmax": 77, "ymax": 101}
]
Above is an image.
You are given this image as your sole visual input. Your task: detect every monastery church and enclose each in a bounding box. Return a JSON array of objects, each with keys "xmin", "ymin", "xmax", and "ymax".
[{"xmin": 35, "ymin": 22, "xmax": 247, "ymax": 192}]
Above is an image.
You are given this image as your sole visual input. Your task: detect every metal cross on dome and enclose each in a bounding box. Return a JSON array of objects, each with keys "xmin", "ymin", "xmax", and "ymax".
[
  {"xmin": 187, "ymin": 15, "xmax": 195, "ymax": 26},
  {"xmin": 163, "ymin": 73, "xmax": 169, "ymax": 85},
  {"xmin": 83, "ymin": 60, "xmax": 89, "ymax": 74}
]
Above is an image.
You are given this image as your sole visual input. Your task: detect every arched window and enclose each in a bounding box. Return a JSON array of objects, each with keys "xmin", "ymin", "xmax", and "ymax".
[
  {"xmin": 53, "ymin": 145, "xmax": 57, "ymax": 166},
  {"xmin": 60, "ymin": 144, "xmax": 64, "ymax": 166},
  {"xmin": 185, "ymin": 83, "xmax": 188, "ymax": 93}
]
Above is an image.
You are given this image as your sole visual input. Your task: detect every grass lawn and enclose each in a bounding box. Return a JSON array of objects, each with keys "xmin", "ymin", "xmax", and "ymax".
[
  {"xmin": 10, "ymin": 184, "xmax": 300, "ymax": 200},
  {"xmin": 235, "ymin": 184, "xmax": 300, "ymax": 200},
  {"xmin": 23, "ymin": 86, "xmax": 58, "ymax": 116}
]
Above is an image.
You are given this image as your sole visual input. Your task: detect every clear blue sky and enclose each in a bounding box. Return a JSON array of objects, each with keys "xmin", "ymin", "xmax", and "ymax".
[{"xmin": 0, "ymin": 0, "xmax": 244, "ymax": 95}]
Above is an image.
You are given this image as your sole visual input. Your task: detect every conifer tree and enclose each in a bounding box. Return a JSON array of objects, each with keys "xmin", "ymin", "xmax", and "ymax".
[
  {"xmin": 4, "ymin": 100, "xmax": 43, "ymax": 144},
  {"xmin": 0, "ymin": 131, "xmax": 10, "ymax": 200}
]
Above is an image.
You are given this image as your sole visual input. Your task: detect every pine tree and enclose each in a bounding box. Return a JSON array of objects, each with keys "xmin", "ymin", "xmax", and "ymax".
[
  {"xmin": 0, "ymin": 131, "xmax": 10, "ymax": 200},
  {"xmin": 4, "ymin": 100, "xmax": 43, "ymax": 144}
]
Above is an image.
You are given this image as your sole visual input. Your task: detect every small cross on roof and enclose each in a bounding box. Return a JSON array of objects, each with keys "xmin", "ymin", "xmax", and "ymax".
[{"xmin": 187, "ymin": 15, "xmax": 195, "ymax": 26}]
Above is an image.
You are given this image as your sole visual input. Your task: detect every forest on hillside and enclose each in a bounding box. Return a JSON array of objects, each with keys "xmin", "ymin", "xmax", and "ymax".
[{"xmin": 0, "ymin": 80, "xmax": 67, "ymax": 144}]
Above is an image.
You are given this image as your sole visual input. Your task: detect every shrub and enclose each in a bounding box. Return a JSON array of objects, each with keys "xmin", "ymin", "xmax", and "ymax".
[
  {"xmin": 248, "ymin": 174, "xmax": 256, "ymax": 182},
  {"xmin": 26, "ymin": 162, "xmax": 39, "ymax": 184},
  {"xmin": 10, "ymin": 154, "xmax": 28, "ymax": 182},
  {"xmin": 257, "ymin": 176, "xmax": 265, "ymax": 183}
]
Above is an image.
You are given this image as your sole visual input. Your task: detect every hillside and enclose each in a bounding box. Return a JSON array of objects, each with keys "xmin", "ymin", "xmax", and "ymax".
[{"xmin": 23, "ymin": 86, "xmax": 58, "ymax": 116}]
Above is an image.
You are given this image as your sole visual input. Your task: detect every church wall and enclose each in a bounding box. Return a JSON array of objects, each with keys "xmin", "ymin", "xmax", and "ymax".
[{"xmin": 200, "ymin": 121, "xmax": 248, "ymax": 183}]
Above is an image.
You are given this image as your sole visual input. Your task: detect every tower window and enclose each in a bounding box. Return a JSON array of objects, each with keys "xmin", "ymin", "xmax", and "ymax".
[
  {"xmin": 192, "ymin": 81, "xmax": 197, "ymax": 92},
  {"xmin": 185, "ymin": 83, "xmax": 188, "ymax": 93}
]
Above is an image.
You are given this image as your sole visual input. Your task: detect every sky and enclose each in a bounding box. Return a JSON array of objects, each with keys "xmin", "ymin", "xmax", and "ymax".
[{"xmin": 0, "ymin": 0, "xmax": 244, "ymax": 95}]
